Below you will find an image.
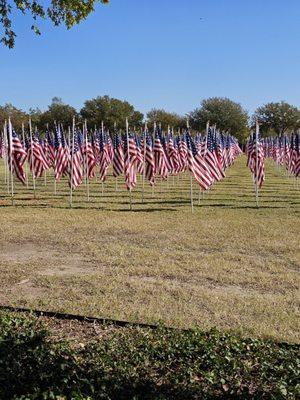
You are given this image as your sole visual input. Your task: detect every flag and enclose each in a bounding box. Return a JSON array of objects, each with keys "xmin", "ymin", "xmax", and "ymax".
[
  {"xmin": 69, "ymin": 131, "xmax": 83, "ymax": 189},
  {"xmin": 112, "ymin": 132, "xmax": 124, "ymax": 177},
  {"xmin": 7, "ymin": 126, "xmax": 27, "ymax": 184}
]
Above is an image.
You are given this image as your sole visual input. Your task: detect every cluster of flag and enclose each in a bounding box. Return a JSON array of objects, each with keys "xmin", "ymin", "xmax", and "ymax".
[
  {"xmin": 1, "ymin": 120, "xmax": 242, "ymax": 197},
  {"xmin": 262, "ymin": 133, "xmax": 300, "ymax": 178},
  {"xmin": 246, "ymin": 128, "xmax": 300, "ymax": 190},
  {"xmin": 245, "ymin": 129, "xmax": 266, "ymax": 189}
]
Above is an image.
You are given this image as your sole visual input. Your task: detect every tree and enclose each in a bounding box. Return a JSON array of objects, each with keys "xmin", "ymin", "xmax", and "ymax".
[
  {"xmin": 28, "ymin": 107, "xmax": 43, "ymax": 130},
  {"xmin": 0, "ymin": 103, "xmax": 28, "ymax": 131},
  {"xmin": 0, "ymin": 0, "xmax": 109, "ymax": 48},
  {"xmin": 253, "ymin": 101, "xmax": 300, "ymax": 136},
  {"xmin": 189, "ymin": 97, "xmax": 249, "ymax": 141},
  {"xmin": 146, "ymin": 109, "xmax": 186, "ymax": 131},
  {"xmin": 80, "ymin": 95, "xmax": 144, "ymax": 131},
  {"xmin": 39, "ymin": 97, "xmax": 78, "ymax": 129}
]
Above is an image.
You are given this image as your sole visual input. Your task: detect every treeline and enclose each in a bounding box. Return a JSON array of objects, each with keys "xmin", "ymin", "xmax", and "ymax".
[{"xmin": 0, "ymin": 96, "xmax": 299, "ymax": 143}]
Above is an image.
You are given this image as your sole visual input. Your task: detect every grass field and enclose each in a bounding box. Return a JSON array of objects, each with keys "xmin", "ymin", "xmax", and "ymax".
[{"xmin": 0, "ymin": 156, "xmax": 299, "ymax": 343}]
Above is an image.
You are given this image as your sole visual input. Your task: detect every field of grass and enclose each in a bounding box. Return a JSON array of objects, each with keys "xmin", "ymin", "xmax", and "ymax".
[{"xmin": 0, "ymin": 156, "xmax": 299, "ymax": 342}]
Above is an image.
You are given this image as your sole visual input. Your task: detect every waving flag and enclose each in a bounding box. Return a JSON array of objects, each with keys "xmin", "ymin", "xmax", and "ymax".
[
  {"xmin": 186, "ymin": 132, "xmax": 213, "ymax": 191},
  {"xmin": 154, "ymin": 130, "xmax": 169, "ymax": 179},
  {"xmin": 7, "ymin": 126, "xmax": 27, "ymax": 185},
  {"xmin": 112, "ymin": 132, "xmax": 124, "ymax": 177},
  {"xmin": 54, "ymin": 126, "xmax": 69, "ymax": 180},
  {"xmin": 69, "ymin": 131, "xmax": 83, "ymax": 189}
]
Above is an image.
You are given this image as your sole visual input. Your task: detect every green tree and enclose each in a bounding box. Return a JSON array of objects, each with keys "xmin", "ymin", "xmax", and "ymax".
[
  {"xmin": 39, "ymin": 97, "xmax": 78, "ymax": 129},
  {"xmin": 0, "ymin": 103, "xmax": 28, "ymax": 131},
  {"xmin": 80, "ymin": 95, "xmax": 143, "ymax": 131},
  {"xmin": 28, "ymin": 107, "xmax": 43, "ymax": 130},
  {"xmin": 253, "ymin": 101, "xmax": 300, "ymax": 136},
  {"xmin": 189, "ymin": 97, "xmax": 249, "ymax": 141},
  {"xmin": 0, "ymin": 0, "xmax": 109, "ymax": 48},
  {"xmin": 146, "ymin": 108, "xmax": 186, "ymax": 131}
]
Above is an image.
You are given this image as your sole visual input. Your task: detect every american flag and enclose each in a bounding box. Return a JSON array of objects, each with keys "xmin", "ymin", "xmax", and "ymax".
[
  {"xmin": 82, "ymin": 133, "xmax": 96, "ymax": 179},
  {"xmin": 44, "ymin": 131, "xmax": 55, "ymax": 167},
  {"xmin": 98, "ymin": 131, "xmax": 111, "ymax": 182},
  {"xmin": 204, "ymin": 129, "xmax": 222, "ymax": 182},
  {"xmin": 69, "ymin": 131, "xmax": 83, "ymax": 189},
  {"xmin": 178, "ymin": 135, "xmax": 188, "ymax": 172},
  {"xmin": 27, "ymin": 132, "xmax": 49, "ymax": 178},
  {"xmin": 246, "ymin": 130, "xmax": 265, "ymax": 188},
  {"xmin": 186, "ymin": 132, "xmax": 213, "ymax": 191},
  {"xmin": 133, "ymin": 135, "xmax": 144, "ymax": 174},
  {"xmin": 112, "ymin": 132, "xmax": 124, "ymax": 177},
  {"xmin": 7, "ymin": 127, "xmax": 27, "ymax": 184},
  {"xmin": 54, "ymin": 126, "xmax": 69, "ymax": 181},
  {"xmin": 143, "ymin": 131, "xmax": 155, "ymax": 186},
  {"xmin": 154, "ymin": 130, "xmax": 169, "ymax": 179},
  {"xmin": 291, "ymin": 133, "xmax": 300, "ymax": 177},
  {"xmin": 167, "ymin": 135, "xmax": 181, "ymax": 174},
  {"xmin": 123, "ymin": 132, "xmax": 137, "ymax": 190}
]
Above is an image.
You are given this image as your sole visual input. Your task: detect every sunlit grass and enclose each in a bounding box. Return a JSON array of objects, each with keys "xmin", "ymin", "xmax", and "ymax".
[{"xmin": 0, "ymin": 156, "xmax": 299, "ymax": 342}]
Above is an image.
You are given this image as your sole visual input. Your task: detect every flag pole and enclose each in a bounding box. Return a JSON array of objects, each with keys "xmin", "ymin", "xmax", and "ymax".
[
  {"xmin": 70, "ymin": 117, "xmax": 75, "ymax": 208},
  {"xmin": 187, "ymin": 118, "xmax": 194, "ymax": 213},
  {"xmin": 8, "ymin": 117, "xmax": 14, "ymax": 205},
  {"xmin": 21, "ymin": 123, "xmax": 29, "ymax": 189},
  {"xmin": 126, "ymin": 117, "xmax": 132, "ymax": 211},
  {"xmin": 255, "ymin": 120, "xmax": 259, "ymax": 207},
  {"xmin": 101, "ymin": 120, "xmax": 104, "ymax": 196},
  {"xmin": 84, "ymin": 120, "xmax": 90, "ymax": 201},
  {"xmin": 142, "ymin": 121, "xmax": 147, "ymax": 203},
  {"xmin": 1, "ymin": 129, "xmax": 7, "ymax": 189},
  {"xmin": 29, "ymin": 118, "xmax": 36, "ymax": 199},
  {"xmin": 4, "ymin": 121, "xmax": 9, "ymax": 194}
]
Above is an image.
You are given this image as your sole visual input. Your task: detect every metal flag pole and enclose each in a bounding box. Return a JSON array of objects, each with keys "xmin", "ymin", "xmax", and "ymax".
[
  {"xmin": 70, "ymin": 117, "xmax": 75, "ymax": 208},
  {"xmin": 21, "ymin": 123, "xmax": 29, "ymax": 189},
  {"xmin": 84, "ymin": 120, "xmax": 90, "ymax": 202},
  {"xmin": 8, "ymin": 117, "xmax": 14, "ymax": 205},
  {"xmin": 1, "ymin": 130, "xmax": 6, "ymax": 189},
  {"xmin": 101, "ymin": 120, "xmax": 104, "ymax": 196},
  {"xmin": 255, "ymin": 120, "xmax": 259, "ymax": 207},
  {"xmin": 126, "ymin": 117, "xmax": 132, "ymax": 211},
  {"xmin": 114, "ymin": 122, "xmax": 118, "ymax": 192},
  {"xmin": 142, "ymin": 121, "xmax": 147, "ymax": 203},
  {"xmin": 187, "ymin": 118, "xmax": 194, "ymax": 213},
  {"xmin": 3, "ymin": 121, "xmax": 9, "ymax": 193},
  {"xmin": 44, "ymin": 123, "xmax": 50, "ymax": 187},
  {"xmin": 29, "ymin": 118, "xmax": 36, "ymax": 199},
  {"xmin": 53, "ymin": 121, "xmax": 57, "ymax": 195}
]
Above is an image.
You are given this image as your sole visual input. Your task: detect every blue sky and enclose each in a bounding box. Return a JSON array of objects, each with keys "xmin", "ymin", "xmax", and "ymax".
[{"xmin": 0, "ymin": 0, "xmax": 299, "ymax": 117}]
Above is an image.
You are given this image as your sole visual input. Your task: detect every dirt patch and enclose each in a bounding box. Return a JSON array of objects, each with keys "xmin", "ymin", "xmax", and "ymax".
[
  {"xmin": 0, "ymin": 242, "xmax": 100, "ymax": 276},
  {"xmin": 1, "ymin": 242, "xmax": 47, "ymax": 263}
]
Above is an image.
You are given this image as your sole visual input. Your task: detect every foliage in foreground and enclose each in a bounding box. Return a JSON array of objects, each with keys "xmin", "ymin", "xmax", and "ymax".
[{"xmin": 0, "ymin": 311, "xmax": 299, "ymax": 399}]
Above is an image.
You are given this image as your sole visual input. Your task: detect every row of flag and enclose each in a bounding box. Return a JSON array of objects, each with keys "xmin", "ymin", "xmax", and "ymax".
[
  {"xmin": 0, "ymin": 120, "xmax": 242, "ymax": 196},
  {"xmin": 246, "ymin": 128, "xmax": 300, "ymax": 190},
  {"xmin": 262, "ymin": 134, "xmax": 300, "ymax": 177}
]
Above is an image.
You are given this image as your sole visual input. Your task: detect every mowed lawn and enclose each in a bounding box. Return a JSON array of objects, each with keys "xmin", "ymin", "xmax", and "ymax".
[{"xmin": 0, "ymin": 156, "xmax": 299, "ymax": 342}]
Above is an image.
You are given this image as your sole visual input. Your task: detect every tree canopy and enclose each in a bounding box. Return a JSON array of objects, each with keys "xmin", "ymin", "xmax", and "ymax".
[
  {"xmin": 38, "ymin": 97, "xmax": 78, "ymax": 129},
  {"xmin": 80, "ymin": 95, "xmax": 143, "ymax": 131},
  {"xmin": 0, "ymin": 103, "xmax": 28, "ymax": 131},
  {"xmin": 189, "ymin": 97, "xmax": 249, "ymax": 141},
  {"xmin": 253, "ymin": 101, "xmax": 300, "ymax": 136},
  {"xmin": 146, "ymin": 109, "xmax": 186, "ymax": 131},
  {"xmin": 0, "ymin": 0, "xmax": 109, "ymax": 48}
]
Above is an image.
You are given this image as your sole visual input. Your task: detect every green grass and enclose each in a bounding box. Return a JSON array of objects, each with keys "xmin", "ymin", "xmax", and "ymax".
[
  {"xmin": 0, "ymin": 156, "xmax": 299, "ymax": 342},
  {"xmin": 1, "ymin": 310, "xmax": 299, "ymax": 399}
]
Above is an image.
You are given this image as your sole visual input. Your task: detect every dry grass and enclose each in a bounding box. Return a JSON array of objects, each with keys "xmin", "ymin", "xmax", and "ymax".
[{"xmin": 0, "ymin": 156, "xmax": 299, "ymax": 342}]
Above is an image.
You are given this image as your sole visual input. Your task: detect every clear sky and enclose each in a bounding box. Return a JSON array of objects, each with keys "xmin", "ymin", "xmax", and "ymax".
[{"xmin": 0, "ymin": 0, "xmax": 299, "ymax": 117}]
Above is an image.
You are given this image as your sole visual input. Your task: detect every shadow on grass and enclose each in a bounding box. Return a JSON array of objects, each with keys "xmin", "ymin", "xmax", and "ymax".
[{"xmin": 0, "ymin": 320, "xmax": 220, "ymax": 400}]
